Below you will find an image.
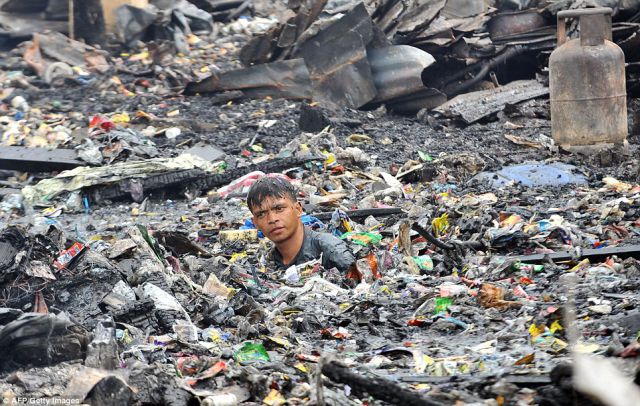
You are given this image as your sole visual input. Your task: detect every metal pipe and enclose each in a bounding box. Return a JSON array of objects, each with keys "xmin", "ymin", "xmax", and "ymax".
[
  {"xmin": 411, "ymin": 223, "xmax": 454, "ymax": 251},
  {"xmin": 444, "ymin": 45, "xmax": 524, "ymax": 97}
]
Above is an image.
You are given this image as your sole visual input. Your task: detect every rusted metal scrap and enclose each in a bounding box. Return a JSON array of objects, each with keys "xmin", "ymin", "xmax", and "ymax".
[
  {"xmin": 197, "ymin": 2, "xmax": 380, "ymax": 108},
  {"xmin": 188, "ymin": 4, "xmax": 436, "ymax": 109},
  {"xmin": 368, "ymin": 45, "xmax": 435, "ymax": 103},
  {"xmin": 488, "ymin": 9, "xmax": 548, "ymax": 41},
  {"xmin": 193, "ymin": 0, "xmax": 492, "ymax": 109},
  {"xmin": 377, "ymin": 0, "xmax": 447, "ymax": 40},
  {"xmin": 187, "ymin": 42, "xmax": 437, "ymax": 110},
  {"xmin": 239, "ymin": 0, "xmax": 327, "ymax": 66},
  {"xmin": 293, "ymin": 3, "xmax": 376, "ymax": 108},
  {"xmin": 184, "ymin": 58, "xmax": 312, "ymax": 100},
  {"xmin": 191, "ymin": 0, "xmax": 640, "ymax": 113}
]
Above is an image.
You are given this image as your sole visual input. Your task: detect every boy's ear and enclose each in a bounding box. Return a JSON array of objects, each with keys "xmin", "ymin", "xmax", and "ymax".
[{"xmin": 295, "ymin": 201, "xmax": 303, "ymax": 216}]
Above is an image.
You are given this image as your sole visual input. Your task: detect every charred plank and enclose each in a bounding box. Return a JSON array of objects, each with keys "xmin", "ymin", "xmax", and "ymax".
[
  {"xmin": 514, "ymin": 245, "xmax": 640, "ymax": 263},
  {"xmin": 86, "ymin": 155, "xmax": 322, "ymax": 202},
  {"xmin": 321, "ymin": 361, "xmax": 442, "ymax": 406}
]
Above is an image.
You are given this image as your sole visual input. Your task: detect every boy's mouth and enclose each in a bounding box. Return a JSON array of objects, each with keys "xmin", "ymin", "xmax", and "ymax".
[{"xmin": 270, "ymin": 226, "xmax": 285, "ymax": 235}]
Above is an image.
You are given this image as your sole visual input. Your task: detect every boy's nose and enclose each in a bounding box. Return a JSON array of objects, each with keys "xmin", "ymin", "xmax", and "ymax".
[{"xmin": 266, "ymin": 211, "xmax": 278, "ymax": 223}]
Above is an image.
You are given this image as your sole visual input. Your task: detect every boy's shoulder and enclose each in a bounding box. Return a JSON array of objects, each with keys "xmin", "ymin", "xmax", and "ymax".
[
  {"xmin": 305, "ymin": 227, "xmax": 340, "ymax": 243},
  {"xmin": 304, "ymin": 227, "xmax": 348, "ymax": 253}
]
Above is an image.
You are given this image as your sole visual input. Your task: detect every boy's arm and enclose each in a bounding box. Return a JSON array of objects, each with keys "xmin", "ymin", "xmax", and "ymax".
[{"xmin": 317, "ymin": 234, "xmax": 355, "ymax": 272}]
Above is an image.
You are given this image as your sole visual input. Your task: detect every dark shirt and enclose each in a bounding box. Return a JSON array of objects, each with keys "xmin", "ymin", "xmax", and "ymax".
[{"xmin": 271, "ymin": 227, "xmax": 355, "ymax": 272}]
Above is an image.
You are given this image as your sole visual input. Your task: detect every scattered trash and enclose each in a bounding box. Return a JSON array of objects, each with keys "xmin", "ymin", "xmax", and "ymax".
[{"xmin": 0, "ymin": 1, "xmax": 638, "ymax": 405}]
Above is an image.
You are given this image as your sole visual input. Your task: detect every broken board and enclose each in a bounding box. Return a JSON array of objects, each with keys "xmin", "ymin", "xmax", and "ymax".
[{"xmin": 0, "ymin": 146, "xmax": 84, "ymax": 172}]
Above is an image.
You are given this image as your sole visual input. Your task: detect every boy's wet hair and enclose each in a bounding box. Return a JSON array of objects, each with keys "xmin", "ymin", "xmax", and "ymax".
[{"xmin": 246, "ymin": 176, "xmax": 298, "ymax": 212}]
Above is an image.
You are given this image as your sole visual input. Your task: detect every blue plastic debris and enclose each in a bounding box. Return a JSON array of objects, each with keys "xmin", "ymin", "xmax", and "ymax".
[{"xmin": 472, "ymin": 162, "xmax": 587, "ymax": 188}]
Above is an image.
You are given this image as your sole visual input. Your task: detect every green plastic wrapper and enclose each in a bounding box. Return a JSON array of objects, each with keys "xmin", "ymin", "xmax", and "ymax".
[
  {"xmin": 137, "ymin": 224, "xmax": 164, "ymax": 261},
  {"xmin": 512, "ymin": 262, "xmax": 544, "ymax": 272},
  {"xmin": 234, "ymin": 342, "xmax": 270, "ymax": 364},
  {"xmin": 435, "ymin": 297, "xmax": 453, "ymax": 314},
  {"xmin": 341, "ymin": 232, "xmax": 383, "ymax": 246},
  {"xmin": 412, "ymin": 255, "xmax": 434, "ymax": 271}
]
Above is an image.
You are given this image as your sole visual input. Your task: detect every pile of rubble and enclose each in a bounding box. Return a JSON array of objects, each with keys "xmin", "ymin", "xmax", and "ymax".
[{"xmin": 0, "ymin": 0, "xmax": 639, "ymax": 405}]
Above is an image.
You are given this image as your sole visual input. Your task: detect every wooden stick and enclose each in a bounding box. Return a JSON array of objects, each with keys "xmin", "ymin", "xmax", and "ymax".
[{"xmin": 69, "ymin": 0, "xmax": 75, "ymax": 40}]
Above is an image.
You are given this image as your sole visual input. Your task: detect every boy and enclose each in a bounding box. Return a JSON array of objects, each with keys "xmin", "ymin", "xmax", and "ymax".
[{"xmin": 246, "ymin": 177, "xmax": 355, "ymax": 272}]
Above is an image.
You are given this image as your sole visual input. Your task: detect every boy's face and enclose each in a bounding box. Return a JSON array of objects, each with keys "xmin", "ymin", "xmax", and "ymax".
[{"xmin": 250, "ymin": 195, "xmax": 303, "ymax": 244}]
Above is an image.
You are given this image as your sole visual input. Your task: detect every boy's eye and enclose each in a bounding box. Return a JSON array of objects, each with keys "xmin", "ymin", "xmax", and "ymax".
[
  {"xmin": 255, "ymin": 211, "xmax": 266, "ymax": 218},
  {"xmin": 274, "ymin": 206, "xmax": 285, "ymax": 212}
]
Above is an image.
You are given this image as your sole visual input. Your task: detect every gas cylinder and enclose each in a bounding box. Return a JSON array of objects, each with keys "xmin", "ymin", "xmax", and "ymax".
[{"xmin": 549, "ymin": 7, "xmax": 627, "ymax": 148}]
